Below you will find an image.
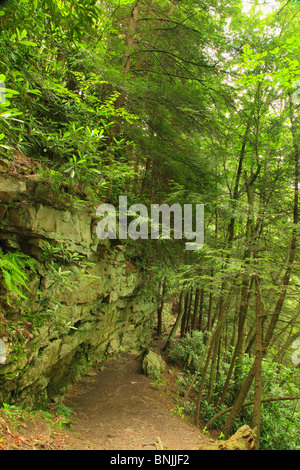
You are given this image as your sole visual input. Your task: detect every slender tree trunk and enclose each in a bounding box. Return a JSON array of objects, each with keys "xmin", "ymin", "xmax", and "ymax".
[
  {"xmin": 197, "ymin": 288, "xmax": 204, "ymax": 330},
  {"xmin": 184, "ymin": 284, "xmax": 233, "ymax": 402},
  {"xmin": 191, "ymin": 288, "xmax": 200, "ymax": 331},
  {"xmin": 207, "ymin": 332, "xmax": 220, "ymax": 404},
  {"xmin": 141, "ymin": 157, "xmax": 152, "ymax": 195},
  {"xmin": 192, "ymin": 284, "xmax": 236, "ymax": 425},
  {"xmin": 206, "ymin": 291, "xmax": 213, "ymax": 332},
  {"xmin": 216, "ymin": 328, "xmax": 223, "ymax": 385},
  {"xmin": 108, "ymin": 1, "xmax": 140, "ymax": 141},
  {"xmin": 157, "ymin": 277, "xmax": 167, "ymax": 336},
  {"xmin": 163, "ymin": 289, "xmax": 185, "ymax": 351},
  {"xmin": 109, "ymin": 1, "xmax": 176, "ymax": 140},
  {"xmin": 222, "ymin": 96, "xmax": 298, "ymax": 437},
  {"xmin": 218, "ymin": 273, "xmax": 253, "ymax": 407},
  {"xmin": 252, "ymin": 276, "xmax": 263, "ymax": 449},
  {"xmin": 229, "ymin": 300, "xmax": 239, "ymax": 348},
  {"xmin": 244, "ymin": 328, "xmax": 255, "ymax": 356},
  {"xmin": 180, "ymin": 290, "xmax": 189, "ymax": 336},
  {"xmin": 206, "ymin": 269, "xmax": 214, "ymax": 333},
  {"xmin": 227, "ymin": 117, "xmax": 252, "ymax": 245},
  {"xmin": 181, "ymin": 288, "xmax": 193, "ymax": 335}
]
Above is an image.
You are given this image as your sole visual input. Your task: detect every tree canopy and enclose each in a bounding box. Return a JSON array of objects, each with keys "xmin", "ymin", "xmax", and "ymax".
[{"xmin": 0, "ymin": 0, "xmax": 299, "ymax": 450}]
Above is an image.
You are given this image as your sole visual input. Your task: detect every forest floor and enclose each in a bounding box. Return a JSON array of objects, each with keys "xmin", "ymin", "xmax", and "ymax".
[
  {"xmin": 0, "ymin": 337, "xmax": 216, "ymax": 451},
  {"xmin": 61, "ymin": 341, "xmax": 214, "ymax": 450}
]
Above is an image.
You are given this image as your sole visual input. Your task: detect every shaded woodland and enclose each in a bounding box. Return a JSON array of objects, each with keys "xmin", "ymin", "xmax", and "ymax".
[{"xmin": 0, "ymin": 0, "xmax": 299, "ymax": 450}]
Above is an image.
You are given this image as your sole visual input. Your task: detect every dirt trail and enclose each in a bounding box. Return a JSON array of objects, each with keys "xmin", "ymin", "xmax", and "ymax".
[{"xmin": 62, "ymin": 351, "xmax": 213, "ymax": 451}]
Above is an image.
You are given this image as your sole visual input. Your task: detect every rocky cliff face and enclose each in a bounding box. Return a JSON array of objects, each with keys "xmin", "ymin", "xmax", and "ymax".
[{"xmin": 0, "ymin": 164, "xmax": 157, "ymax": 408}]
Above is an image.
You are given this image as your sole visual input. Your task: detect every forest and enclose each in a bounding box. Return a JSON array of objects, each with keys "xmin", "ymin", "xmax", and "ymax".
[{"xmin": 0, "ymin": 0, "xmax": 299, "ymax": 451}]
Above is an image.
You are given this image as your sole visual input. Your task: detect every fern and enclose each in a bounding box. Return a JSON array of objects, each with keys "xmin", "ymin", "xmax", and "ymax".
[{"xmin": 0, "ymin": 250, "xmax": 37, "ymax": 305}]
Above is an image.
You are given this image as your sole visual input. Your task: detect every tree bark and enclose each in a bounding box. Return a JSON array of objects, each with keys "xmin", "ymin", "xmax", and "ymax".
[
  {"xmin": 156, "ymin": 276, "xmax": 167, "ymax": 336},
  {"xmin": 222, "ymin": 94, "xmax": 298, "ymax": 438},
  {"xmin": 190, "ymin": 283, "xmax": 236, "ymax": 425},
  {"xmin": 252, "ymin": 276, "xmax": 263, "ymax": 449},
  {"xmin": 191, "ymin": 287, "xmax": 200, "ymax": 331},
  {"xmin": 163, "ymin": 289, "xmax": 185, "ymax": 351}
]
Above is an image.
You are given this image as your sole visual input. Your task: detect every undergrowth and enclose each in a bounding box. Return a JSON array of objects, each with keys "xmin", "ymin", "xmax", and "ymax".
[
  {"xmin": 168, "ymin": 332, "xmax": 300, "ymax": 450},
  {"xmin": 0, "ymin": 402, "xmax": 72, "ymax": 449}
]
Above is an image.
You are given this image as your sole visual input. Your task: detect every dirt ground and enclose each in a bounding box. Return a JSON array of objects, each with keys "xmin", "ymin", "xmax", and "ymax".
[
  {"xmin": 0, "ymin": 343, "xmax": 216, "ymax": 451},
  {"xmin": 60, "ymin": 349, "xmax": 214, "ymax": 451}
]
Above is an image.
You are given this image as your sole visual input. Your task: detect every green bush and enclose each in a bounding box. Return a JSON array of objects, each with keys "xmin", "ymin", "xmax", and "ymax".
[
  {"xmin": 0, "ymin": 249, "xmax": 36, "ymax": 305},
  {"xmin": 168, "ymin": 331, "xmax": 206, "ymax": 373},
  {"xmin": 169, "ymin": 334, "xmax": 300, "ymax": 450}
]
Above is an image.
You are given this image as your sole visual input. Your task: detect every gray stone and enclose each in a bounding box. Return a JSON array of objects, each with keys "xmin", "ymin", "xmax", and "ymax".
[
  {"xmin": 0, "ymin": 177, "xmax": 27, "ymax": 203},
  {"xmin": 0, "ymin": 176, "xmax": 159, "ymax": 407},
  {"xmin": 142, "ymin": 350, "xmax": 166, "ymax": 381}
]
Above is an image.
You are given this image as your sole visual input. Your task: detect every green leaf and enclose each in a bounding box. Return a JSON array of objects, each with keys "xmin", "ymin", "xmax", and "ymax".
[
  {"xmin": 19, "ymin": 29, "xmax": 27, "ymax": 41},
  {"xmin": 19, "ymin": 40, "xmax": 37, "ymax": 47},
  {"xmin": 27, "ymin": 89, "xmax": 41, "ymax": 96},
  {"xmin": 4, "ymin": 88, "xmax": 19, "ymax": 95}
]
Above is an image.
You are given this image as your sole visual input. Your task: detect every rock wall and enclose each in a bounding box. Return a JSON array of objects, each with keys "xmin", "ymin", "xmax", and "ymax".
[{"xmin": 0, "ymin": 168, "xmax": 157, "ymax": 408}]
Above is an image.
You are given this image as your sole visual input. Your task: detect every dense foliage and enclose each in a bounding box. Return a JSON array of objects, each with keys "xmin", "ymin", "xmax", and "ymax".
[
  {"xmin": 168, "ymin": 332, "xmax": 300, "ymax": 450},
  {"xmin": 0, "ymin": 0, "xmax": 299, "ymax": 450}
]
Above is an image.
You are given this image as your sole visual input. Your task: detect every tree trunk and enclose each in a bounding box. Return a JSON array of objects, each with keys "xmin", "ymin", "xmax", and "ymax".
[
  {"xmin": 163, "ymin": 289, "xmax": 185, "ymax": 351},
  {"xmin": 207, "ymin": 332, "xmax": 220, "ymax": 404},
  {"xmin": 218, "ymin": 278, "xmax": 252, "ymax": 407},
  {"xmin": 197, "ymin": 288, "xmax": 204, "ymax": 330},
  {"xmin": 206, "ymin": 269, "xmax": 214, "ymax": 333},
  {"xmin": 191, "ymin": 287, "xmax": 200, "ymax": 331},
  {"xmin": 157, "ymin": 277, "xmax": 167, "ymax": 336},
  {"xmin": 181, "ymin": 288, "xmax": 193, "ymax": 335},
  {"xmin": 252, "ymin": 276, "xmax": 263, "ymax": 449},
  {"xmin": 191, "ymin": 284, "xmax": 236, "ymax": 425},
  {"xmin": 222, "ymin": 95, "xmax": 298, "ymax": 437}
]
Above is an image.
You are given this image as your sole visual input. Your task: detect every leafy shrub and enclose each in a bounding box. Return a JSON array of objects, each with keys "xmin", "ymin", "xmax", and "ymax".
[
  {"xmin": 168, "ymin": 331, "xmax": 206, "ymax": 372},
  {"xmin": 0, "ymin": 249, "xmax": 36, "ymax": 305},
  {"xmin": 169, "ymin": 334, "xmax": 300, "ymax": 450}
]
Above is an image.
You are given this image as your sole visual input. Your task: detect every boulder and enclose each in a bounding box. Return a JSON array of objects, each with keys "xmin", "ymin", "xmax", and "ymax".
[{"xmin": 142, "ymin": 349, "xmax": 166, "ymax": 381}]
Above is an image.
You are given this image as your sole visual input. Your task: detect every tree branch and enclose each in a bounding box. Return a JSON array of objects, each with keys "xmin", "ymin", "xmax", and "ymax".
[{"xmin": 206, "ymin": 396, "xmax": 300, "ymax": 429}]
